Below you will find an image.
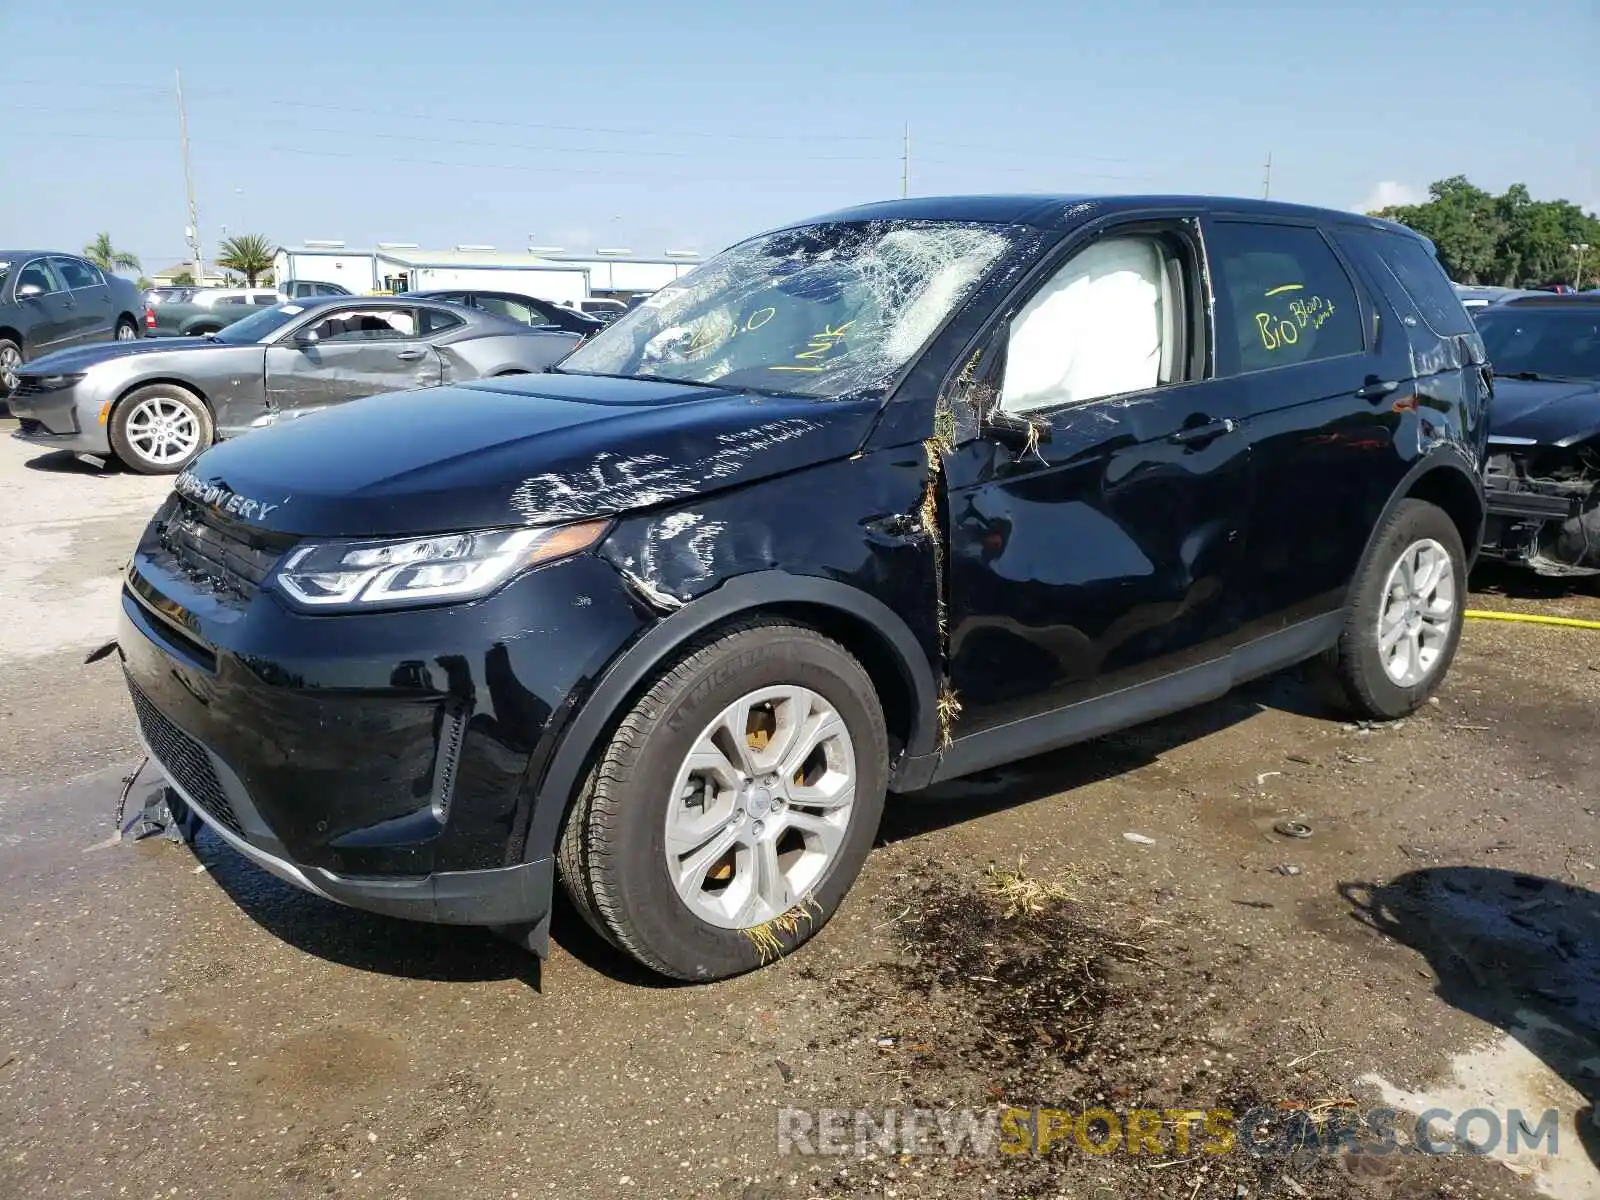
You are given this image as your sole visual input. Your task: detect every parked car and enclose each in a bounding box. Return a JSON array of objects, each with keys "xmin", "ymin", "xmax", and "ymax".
[
  {"xmin": 568, "ymin": 296, "xmax": 629, "ymax": 324},
  {"xmin": 142, "ymin": 287, "xmax": 282, "ymax": 338},
  {"xmin": 144, "ymin": 285, "xmax": 200, "ymax": 307},
  {"xmin": 114, "ymin": 195, "xmax": 1488, "ymax": 982},
  {"xmin": 279, "ymin": 279, "xmax": 353, "ymax": 300},
  {"xmin": 1474, "ymin": 294, "xmax": 1600, "ymax": 575},
  {"xmin": 0, "ymin": 251, "xmax": 144, "ymax": 395},
  {"xmin": 406, "ymin": 289, "xmax": 603, "ymax": 336},
  {"xmin": 9, "ymin": 296, "xmax": 580, "ymax": 473}
]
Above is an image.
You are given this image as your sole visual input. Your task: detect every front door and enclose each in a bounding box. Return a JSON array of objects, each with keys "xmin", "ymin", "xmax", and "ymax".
[
  {"xmin": 12, "ymin": 259, "xmax": 76, "ymax": 355},
  {"xmin": 264, "ymin": 305, "xmax": 444, "ymax": 416},
  {"xmin": 940, "ymin": 221, "xmax": 1253, "ymax": 753}
]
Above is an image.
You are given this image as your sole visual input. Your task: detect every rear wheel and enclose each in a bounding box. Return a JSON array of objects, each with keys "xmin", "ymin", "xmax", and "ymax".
[
  {"xmin": 109, "ymin": 385, "xmax": 213, "ymax": 475},
  {"xmin": 558, "ymin": 619, "xmax": 888, "ymax": 981},
  {"xmin": 1322, "ymin": 498, "xmax": 1466, "ymax": 719},
  {"xmin": 114, "ymin": 318, "xmax": 138, "ymax": 341}
]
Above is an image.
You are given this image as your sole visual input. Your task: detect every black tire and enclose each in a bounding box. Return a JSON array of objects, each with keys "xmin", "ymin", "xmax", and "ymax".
[
  {"xmin": 0, "ymin": 336, "xmax": 22, "ymax": 398},
  {"xmin": 109, "ymin": 384, "xmax": 213, "ymax": 475},
  {"xmin": 114, "ymin": 317, "xmax": 139, "ymax": 342},
  {"xmin": 1321, "ymin": 498, "xmax": 1467, "ymax": 720},
  {"xmin": 558, "ymin": 618, "xmax": 888, "ymax": 981}
]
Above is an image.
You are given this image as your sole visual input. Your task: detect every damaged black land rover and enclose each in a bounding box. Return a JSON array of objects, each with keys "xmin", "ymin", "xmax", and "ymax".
[{"xmin": 118, "ymin": 196, "xmax": 1490, "ymax": 981}]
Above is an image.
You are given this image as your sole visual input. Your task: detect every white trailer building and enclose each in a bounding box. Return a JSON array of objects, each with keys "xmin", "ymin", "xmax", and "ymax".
[{"xmin": 272, "ymin": 243, "xmax": 704, "ymax": 304}]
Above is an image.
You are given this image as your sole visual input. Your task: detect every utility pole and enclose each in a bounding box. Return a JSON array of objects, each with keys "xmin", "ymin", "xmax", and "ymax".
[
  {"xmin": 901, "ymin": 122, "xmax": 910, "ymax": 198},
  {"xmin": 1262, "ymin": 150, "xmax": 1272, "ymax": 199},
  {"xmin": 1573, "ymin": 242, "xmax": 1591, "ymax": 290},
  {"xmin": 175, "ymin": 69, "xmax": 203, "ymax": 281}
]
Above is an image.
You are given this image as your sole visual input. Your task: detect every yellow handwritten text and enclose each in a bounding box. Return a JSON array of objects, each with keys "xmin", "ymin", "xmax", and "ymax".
[
  {"xmin": 772, "ymin": 321, "xmax": 853, "ymax": 372},
  {"xmin": 1253, "ymin": 284, "xmax": 1336, "ymax": 352}
]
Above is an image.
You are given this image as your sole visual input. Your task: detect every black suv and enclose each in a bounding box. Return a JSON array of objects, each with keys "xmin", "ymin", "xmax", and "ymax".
[{"xmin": 117, "ymin": 196, "xmax": 1490, "ymax": 981}]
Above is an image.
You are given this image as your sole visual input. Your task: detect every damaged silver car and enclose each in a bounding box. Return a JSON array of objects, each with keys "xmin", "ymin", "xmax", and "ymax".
[{"xmin": 7, "ymin": 296, "xmax": 580, "ymax": 474}]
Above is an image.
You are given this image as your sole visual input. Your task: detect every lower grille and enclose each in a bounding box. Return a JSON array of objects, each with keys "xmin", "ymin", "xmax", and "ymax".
[{"xmin": 127, "ymin": 678, "xmax": 244, "ymax": 838}]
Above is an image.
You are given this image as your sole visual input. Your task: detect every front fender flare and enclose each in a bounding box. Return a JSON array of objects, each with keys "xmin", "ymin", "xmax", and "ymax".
[{"xmin": 520, "ymin": 570, "xmax": 938, "ymax": 865}]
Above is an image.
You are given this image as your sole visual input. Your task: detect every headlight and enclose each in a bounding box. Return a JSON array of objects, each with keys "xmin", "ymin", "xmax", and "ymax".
[
  {"xmin": 274, "ymin": 520, "xmax": 608, "ymax": 610},
  {"xmin": 32, "ymin": 373, "xmax": 86, "ymax": 392}
]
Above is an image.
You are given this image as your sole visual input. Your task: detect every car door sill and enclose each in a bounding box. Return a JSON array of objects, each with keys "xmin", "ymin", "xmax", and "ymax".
[{"xmin": 899, "ymin": 612, "xmax": 1343, "ymax": 790}]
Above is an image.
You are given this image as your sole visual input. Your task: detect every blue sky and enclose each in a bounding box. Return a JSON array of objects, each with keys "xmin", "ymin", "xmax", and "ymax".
[{"xmin": 3, "ymin": 0, "xmax": 1595, "ymax": 272}]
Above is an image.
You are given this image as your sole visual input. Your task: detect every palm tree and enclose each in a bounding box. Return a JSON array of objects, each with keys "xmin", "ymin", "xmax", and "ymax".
[
  {"xmin": 215, "ymin": 234, "xmax": 278, "ymax": 286},
  {"xmin": 83, "ymin": 232, "xmax": 140, "ymax": 275}
]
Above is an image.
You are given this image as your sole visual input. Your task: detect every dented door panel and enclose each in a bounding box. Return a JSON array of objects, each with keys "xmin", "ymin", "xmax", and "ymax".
[
  {"xmin": 942, "ymin": 384, "xmax": 1253, "ymax": 734},
  {"xmin": 264, "ymin": 343, "xmax": 444, "ymax": 416}
]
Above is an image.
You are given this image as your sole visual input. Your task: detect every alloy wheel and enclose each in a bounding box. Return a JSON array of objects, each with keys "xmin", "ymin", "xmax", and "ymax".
[
  {"xmin": 116, "ymin": 322, "xmax": 138, "ymax": 341},
  {"xmin": 0, "ymin": 345, "xmax": 20, "ymax": 392},
  {"xmin": 123, "ymin": 395, "xmax": 200, "ymax": 467},
  {"xmin": 1377, "ymin": 537, "xmax": 1457, "ymax": 687},
  {"xmin": 664, "ymin": 685, "xmax": 857, "ymax": 929}
]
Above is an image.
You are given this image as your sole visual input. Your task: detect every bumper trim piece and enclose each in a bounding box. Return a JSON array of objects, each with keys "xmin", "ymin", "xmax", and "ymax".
[{"xmin": 142, "ymin": 734, "xmax": 555, "ymax": 927}]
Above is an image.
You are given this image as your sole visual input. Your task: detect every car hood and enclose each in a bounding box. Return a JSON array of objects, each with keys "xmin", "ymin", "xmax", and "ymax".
[
  {"xmin": 1489, "ymin": 377, "xmax": 1600, "ymax": 446},
  {"xmin": 22, "ymin": 337, "xmax": 245, "ymax": 374},
  {"xmin": 177, "ymin": 372, "xmax": 882, "ymax": 537}
]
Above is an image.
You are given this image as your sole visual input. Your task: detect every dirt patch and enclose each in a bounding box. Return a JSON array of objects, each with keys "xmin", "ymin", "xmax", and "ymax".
[{"xmin": 782, "ymin": 856, "xmax": 1543, "ymax": 1199}]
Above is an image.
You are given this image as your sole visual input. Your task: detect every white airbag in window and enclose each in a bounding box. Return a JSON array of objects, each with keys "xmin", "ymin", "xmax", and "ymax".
[{"xmin": 1001, "ymin": 238, "xmax": 1164, "ymax": 415}]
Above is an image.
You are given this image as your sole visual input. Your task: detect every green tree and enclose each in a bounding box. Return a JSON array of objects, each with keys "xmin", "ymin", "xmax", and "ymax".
[
  {"xmin": 82, "ymin": 232, "xmax": 141, "ymax": 275},
  {"xmin": 171, "ymin": 270, "xmax": 195, "ymax": 286},
  {"xmin": 215, "ymin": 234, "xmax": 278, "ymax": 286},
  {"xmin": 1373, "ymin": 177, "xmax": 1600, "ymax": 287}
]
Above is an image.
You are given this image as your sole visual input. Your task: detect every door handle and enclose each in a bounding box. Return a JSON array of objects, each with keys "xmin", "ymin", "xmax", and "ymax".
[
  {"xmin": 1168, "ymin": 417, "xmax": 1236, "ymax": 447},
  {"xmin": 1356, "ymin": 379, "xmax": 1400, "ymax": 402},
  {"xmin": 395, "ymin": 349, "xmax": 425, "ymax": 361}
]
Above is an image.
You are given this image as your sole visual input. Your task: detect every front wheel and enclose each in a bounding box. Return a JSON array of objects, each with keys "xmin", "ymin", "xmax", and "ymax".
[
  {"xmin": 109, "ymin": 385, "xmax": 213, "ymax": 475},
  {"xmin": 1322, "ymin": 498, "xmax": 1466, "ymax": 719},
  {"xmin": 558, "ymin": 619, "xmax": 888, "ymax": 980},
  {"xmin": 0, "ymin": 338, "xmax": 22, "ymax": 397}
]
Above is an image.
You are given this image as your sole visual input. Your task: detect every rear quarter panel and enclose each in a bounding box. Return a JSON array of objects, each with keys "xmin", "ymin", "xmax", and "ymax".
[{"xmin": 451, "ymin": 332, "xmax": 580, "ymax": 379}]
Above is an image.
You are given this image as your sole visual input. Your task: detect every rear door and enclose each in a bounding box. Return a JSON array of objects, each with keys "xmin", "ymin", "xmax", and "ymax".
[
  {"xmin": 1200, "ymin": 216, "xmax": 1405, "ymax": 638},
  {"xmin": 941, "ymin": 217, "xmax": 1255, "ymax": 744},
  {"xmin": 11, "ymin": 259, "xmax": 75, "ymax": 354},
  {"xmin": 264, "ymin": 304, "xmax": 444, "ymax": 415},
  {"xmin": 53, "ymin": 257, "xmax": 114, "ymax": 343}
]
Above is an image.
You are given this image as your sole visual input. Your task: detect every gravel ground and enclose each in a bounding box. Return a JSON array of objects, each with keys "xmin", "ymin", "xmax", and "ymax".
[{"xmin": 0, "ymin": 421, "xmax": 1595, "ymax": 1199}]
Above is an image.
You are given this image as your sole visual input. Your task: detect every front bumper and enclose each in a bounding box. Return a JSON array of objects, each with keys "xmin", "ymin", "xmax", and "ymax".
[
  {"xmin": 7, "ymin": 384, "xmax": 111, "ymax": 455},
  {"xmin": 118, "ymin": 513, "xmax": 648, "ymax": 929}
]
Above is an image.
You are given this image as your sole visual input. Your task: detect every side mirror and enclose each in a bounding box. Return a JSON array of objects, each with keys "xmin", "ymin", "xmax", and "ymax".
[
  {"xmin": 294, "ymin": 329, "xmax": 320, "ymax": 348},
  {"xmin": 16, "ymin": 283, "xmax": 43, "ymax": 299}
]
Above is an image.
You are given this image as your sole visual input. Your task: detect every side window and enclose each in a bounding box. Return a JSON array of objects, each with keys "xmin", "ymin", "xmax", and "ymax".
[
  {"xmin": 55, "ymin": 258, "xmax": 104, "ymax": 290},
  {"xmin": 1367, "ymin": 231, "xmax": 1475, "ymax": 337},
  {"xmin": 17, "ymin": 259, "xmax": 63, "ymax": 295},
  {"xmin": 216, "ymin": 296, "xmax": 246, "ymax": 305},
  {"xmin": 476, "ymin": 295, "xmax": 538, "ymax": 325},
  {"xmin": 999, "ymin": 235, "xmax": 1180, "ymax": 415},
  {"xmin": 1207, "ymin": 221, "xmax": 1364, "ymax": 375},
  {"xmin": 419, "ymin": 307, "xmax": 465, "ymax": 336},
  {"xmin": 251, "ymin": 294, "xmax": 278, "ymax": 306},
  {"xmin": 310, "ymin": 308, "xmax": 418, "ymax": 342}
]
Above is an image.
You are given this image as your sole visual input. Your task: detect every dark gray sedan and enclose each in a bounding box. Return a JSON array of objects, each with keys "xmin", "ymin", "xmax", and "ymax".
[
  {"xmin": 0, "ymin": 251, "xmax": 146, "ymax": 395},
  {"xmin": 8, "ymin": 296, "xmax": 580, "ymax": 474}
]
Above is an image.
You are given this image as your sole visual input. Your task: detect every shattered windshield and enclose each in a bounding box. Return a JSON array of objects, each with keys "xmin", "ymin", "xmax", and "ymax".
[{"xmin": 560, "ymin": 220, "xmax": 1020, "ymax": 398}]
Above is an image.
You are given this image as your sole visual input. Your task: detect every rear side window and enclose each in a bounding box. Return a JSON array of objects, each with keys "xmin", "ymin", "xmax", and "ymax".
[
  {"xmin": 55, "ymin": 258, "xmax": 104, "ymax": 289},
  {"xmin": 419, "ymin": 307, "xmax": 465, "ymax": 335},
  {"xmin": 1206, "ymin": 221, "xmax": 1364, "ymax": 375},
  {"xmin": 1367, "ymin": 231, "xmax": 1475, "ymax": 337}
]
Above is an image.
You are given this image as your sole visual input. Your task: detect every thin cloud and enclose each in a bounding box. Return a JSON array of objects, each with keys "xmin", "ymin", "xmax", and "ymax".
[{"xmin": 1357, "ymin": 181, "xmax": 1425, "ymax": 213}]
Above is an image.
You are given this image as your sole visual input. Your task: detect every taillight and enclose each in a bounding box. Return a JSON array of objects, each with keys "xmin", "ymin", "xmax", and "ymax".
[{"xmin": 143, "ymin": 305, "xmax": 155, "ymax": 329}]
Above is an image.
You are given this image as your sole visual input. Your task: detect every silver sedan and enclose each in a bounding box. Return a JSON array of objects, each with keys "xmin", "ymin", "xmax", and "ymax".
[{"xmin": 6, "ymin": 296, "xmax": 583, "ymax": 474}]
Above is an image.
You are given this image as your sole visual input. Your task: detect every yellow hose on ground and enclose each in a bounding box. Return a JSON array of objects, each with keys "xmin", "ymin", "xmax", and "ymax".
[{"xmin": 1464, "ymin": 609, "xmax": 1600, "ymax": 630}]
